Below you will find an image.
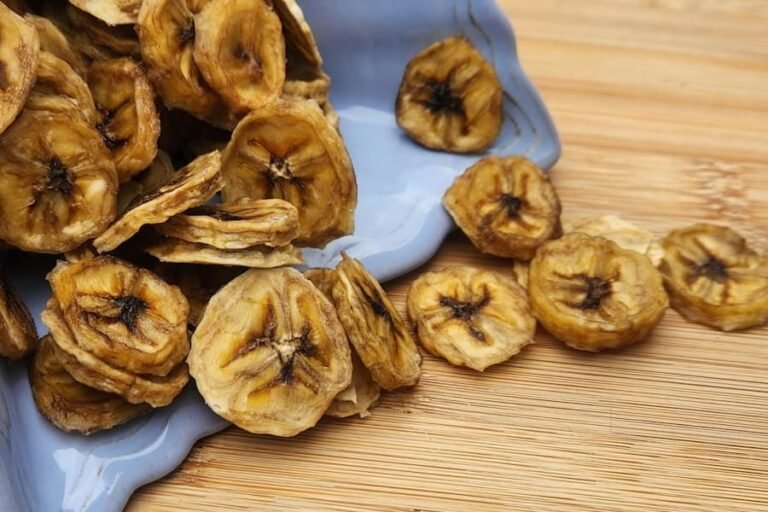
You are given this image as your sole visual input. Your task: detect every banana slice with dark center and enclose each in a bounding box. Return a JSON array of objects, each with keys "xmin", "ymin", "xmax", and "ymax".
[
  {"xmin": 146, "ymin": 238, "xmax": 304, "ymax": 267},
  {"xmin": 0, "ymin": 109, "xmax": 117, "ymax": 253},
  {"xmin": 396, "ymin": 36, "xmax": 503, "ymax": 153},
  {"xmin": 26, "ymin": 51, "xmax": 98, "ymax": 124},
  {"xmin": 68, "ymin": 0, "xmax": 142, "ymax": 26},
  {"xmin": 24, "ymin": 14, "xmax": 88, "ymax": 77},
  {"xmin": 0, "ymin": 271, "xmax": 37, "ymax": 359},
  {"xmin": 222, "ymin": 99, "xmax": 357, "ymax": 247},
  {"xmin": 0, "ymin": 4, "xmax": 39, "ymax": 134},
  {"xmin": 443, "ymin": 156, "xmax": 562, "ymax": 260},
  {"xmin": 529, "ymin": 233, "xmax": 669, "ymax": 351},
  {"xmin": 93, "ymin": 150, "xmax": 223, "ymax": 253},
  {"xmin": 407, "ymin": 266, "xmax": 535, "ymax": 371},
  {"xmin": 659, "ymin": 223, "xmax": 768, "ymax": 331},
  {"xmin": 30, "ymin": 335, "xmax": 151, "ymax": 434},
  {"xmin": 189, "ymin": 267, "xmax": 352, "ymax": 437}
]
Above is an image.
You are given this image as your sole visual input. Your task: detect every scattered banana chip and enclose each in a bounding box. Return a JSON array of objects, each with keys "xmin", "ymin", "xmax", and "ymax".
[
  {"xmin": 0, "ymin": 109, "xmax": 118, "ymax": 253},
  {"xmin": 325, "ymin": 352, "xmax": 381, "ymax": 419},
  {"xmin": 93, "ymin": 150, "xmax": 223, "ymax": 253},
  {"xmin": 189, "ymin": 268, "xmax": 353, "ymax": 436},
  {"xmin": 407, "ymin": 266, "xmax": 535, "ymax": 371},
  {"xmin": 25, "ymin": 51, "xmax": 98, "ymax": 124},
  {"xmin": 88, "ymin": 58, "xmax": 161, "ymax": 181},
  {"xmin": 24, "ymin": 14, "xmax": 88, "ymax": 77},
  {"xmin": 529, "ymin": 233, "xmax": 669, "ymax": 351},
  {"xmin": 146, "ymin": 238, "xmax": 304, "ymax": 267},
  {"xmin": 68, "ymin": 0, "xmax": 142, "ymax": 26},
  {"xmin": 156, "ymin": 199, "xmax": 300, "ymax": 250},
  {"xmin": 30, "ymin": 336, "xmax": 151, "ymax": 434},
  {"xmin": 222, "ymin": 99, "xmax": 357, "ymax": 247},
  {"xmin": 0, "ymin": 4, "xmax": 39, "ymax": 134},
  {"xmin": 443, "ymin": 156, "xmax": 562, "ymax": 260},
  {"xmin": 48, "ymin": 256, "xmax": 190, "ymax": 376},
  {"xmin": 659, "ymin": 223, "xmax": 768, "ymax": 331},
  {"xmin": 565, "ymin": 215, "xmax": 664, "ymax": 266},
  {"xmin": 396, "ymin": 36, "xmax": 503, "ymax": 153},
  {"xmin": 332, "ymin": 253, "xmax": 421, "ymax": 390},
  {"xmin": 0, "ymin": 272, "xmax": 37, "ymax": 359}
]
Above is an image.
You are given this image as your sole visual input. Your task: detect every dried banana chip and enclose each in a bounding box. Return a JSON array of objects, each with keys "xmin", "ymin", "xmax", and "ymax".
[
  {"xmin": 396, "ymin": 36, "xmax": 503, "ymax": 153},
  {"xmin": 156, "ymin": 199, "xmax": 300, "ymax": 250},
  {"xmin": 222, "ymin": 99, "xmax": 357, "ymax": 247},
  {"xmin": 68, "ymin": 0, "xmax": 142, "ymax": 26},
  {"xmin": 189, "ymin": 268, "xmax": 352, "ymax": 436},
  {"xmin": 0, "ymin": 4, "xmax": 39, "ymax": 134},
  {"xmin": 25, "ymin": 14, "xmax": 88, "ymax": 77},
  {"xmin": 30, "ymin": 335, "xmax": 151, "ymax": 434},
  {"xmin": 325, "ymin": 351, "xmax": 380, "ymax": 419},
  {"xmin": 443, "ymin": 156, "xmax": 562, "ymax": 260},
  {"xmin": 304, "ymin": 267, "xmax": 337, "ymax": 300},
  {"xmin": 529, "ymin": 233, "xmax": 669, "ymax": 351},
  {"xmin": 193, "ymin": 0, "xmax": 285, "ymax": 113},
  {"xmin": 659, "ymin": 224, "xmax": 768, "ymax": 331},
  {"xmin": 273, "ymin": 0, "xmax": 323, "ymax": 78},
  {"xmin": 146, "ymin": 238, "xmax": 304, "ymax": 267},
  {"xmin": 88, "ymin": 58, "xmax": 161, "ymax": 181},
  {"xmin": 407, "ymin": 266, "xmax": 535, "ymax": 371},
  {"xmin": 0, "ymin": 109, "xmax": 118, "ymax": 253},
  {"xmin": 0, "ymin": 272, "xmax": 37, "ymax": 359},
  {"xmin": 93, "ymin": 150, "xmax": 222, "ymax": 253},
  {"xmin": 48, "ymin": 256, "xmax": 190, "ymax": 376},
  {"xmin": 332, "ymin": 253, "xmax": 421, "ymax": 390},
  {"xmin": 25, "ymin": 51, "xmax": 98, "ymax": 124},
  {"xmin": 565, "ymin": 215, "xmax": 664, "ymax": 266}
]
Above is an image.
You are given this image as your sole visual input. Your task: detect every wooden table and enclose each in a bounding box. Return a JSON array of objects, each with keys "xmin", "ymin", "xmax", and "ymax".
[{"xmin": 128, "ymin": 1, "xmax": 768, "ymax": 510}]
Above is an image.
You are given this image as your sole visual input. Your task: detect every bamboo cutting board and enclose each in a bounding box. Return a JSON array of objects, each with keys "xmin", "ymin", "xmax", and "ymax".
[{"xmin": 127, "ymin": 0, "xmax": 768, "ymax": 510}]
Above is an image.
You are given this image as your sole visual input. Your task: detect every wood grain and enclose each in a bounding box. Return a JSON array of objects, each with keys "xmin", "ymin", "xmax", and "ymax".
[{"xmin": 127, "ymin": 1, "xmax": 768, "ymax": 510}]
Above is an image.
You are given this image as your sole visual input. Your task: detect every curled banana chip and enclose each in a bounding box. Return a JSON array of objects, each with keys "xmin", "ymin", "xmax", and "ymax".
[
  {"xmin": 189, "ymin": 268, "xmax": 352, "ymax": 436},
  {"xmin": 146, "ymin": 238, "xmax": 304, "ymax": 267},
  {"xmin": 0, "ymin": 109, "xmax": 118, "ymax": 253},
  {"xmin": 443, "ymin": 156, "xmax": 562, "ymax": 260},
  {"xmin": 529, "ymin": 233, "xmax": 669, "ymax": 351},
  {"xmin": 88, "ymin": 58, "xmax": 161, "ymax": 181},
  {"xmin": 659, "ymin": 224, "xmax": 768, "ymax": 331},
  {"xmin": 0, "ymin": 4, "xmax": 39, "ymax": 134},
  {"xmin": 93, "ymin": 150, "xmax": 222, "ymax": 253},
  {"xmin": 25, "ymin": 14, "xmax": 88, "ymax": 77},
  {"xmin": 25, "ymin": 52, "xmax": 98, "ymax": 124},
  {"xmin": 48, "ymin": 256, "xmax": 190, "ymax": 376},
  {"xmin": 30, "ymin": 336, "xmax": 151, "ymax": 434},
  {"xmin": 222, "ymin": 99, "xmax": 357, "ymax": 247},
  {"xmin": 396, "ymin": 36, "xmax": 503, "ymax": 153},
  {"xmin": 407, "ymin": 266, "xmax": 535, "ymax": 371},
  {"xmin": 273, "ymin": 0, "xmax": 322, "ymax": 78},
  {"xmin": 565, "ymin": 215, "xmax": 664, "ymax": 266},
  {"xmin": 69, "ymin": 0, "xmax": 142, "ymax": 26},
  {"xmin": 156, "ymin": 199, "xmax": 300, "ymax": 250},
  {"xmin": 325, "ymin": 351, "xmax": 380, "ymax": 419},
  {"xmin": 0, "ymin": 272, "xmax": 37, "ymax": 359},
  {"xmin": 332, "ymin": 253, "xmax": 421, "ymax": 390}
]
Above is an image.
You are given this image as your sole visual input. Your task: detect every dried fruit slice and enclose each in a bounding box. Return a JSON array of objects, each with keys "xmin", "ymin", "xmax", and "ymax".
[
  {"xmin": 93, "ymin": 151, "xmax": 222, "ymax": 253},
  {"xmin": 222, "ymin": 99, "xmax": 357, "ymax": 247},
  {"xmin": 273, "ymin": 0, "xmax": 322, "ymax": 79},
  {"xmin": 69, "ymin": 0, "xmax": 142, "ymax": 26},
  {"xmin": 659, "ymin": 224, "xmax": 768, "ymax": 331},
  {"xmin": 529, "ymin": 233, "xmax": 669, "ymax": 351},
  {"xmin": 193, "ymin": 0, "xmax": 285, "ymax": 113},
  {"xmin": 48, "ymin": 256, "xmax": 190, "ymax": 376},
  {"xmin": 189, "ymin": 267, "xmax": 352, "ymax": 436},
  {"xmin": 30, "ymin": 335, "xmax": 151, "ymax": 434},
  {"xmin": 443, "ymin": 156, "xmax": 562, "ymax": 260},
  {"xmin": 146, "ymin": 238, "xmax": 303, "ymax": 267},
  {"xmin": 332, "ymin": 253, "xmax": 421, "ymax": 390},
  {"xmin": 565, "ymin": 215, "xmax": 664, "ymax": 266},
  {"xmin": 0, "ymin": 272, "xmax": 37, "ymax": 359},
  {"xmin": 325, "ymin": 351, "xmax": 380, "ymax": 419},
  {"xmin": 25, "ymin": 14, "xmax": 88, "ymax": 76},
  {"xmin": 407, "ymin": 266, "xmax": 535, "ymax": 371},
  {"xmin": 396, "ymin": 36, "xmax": 502, "ymax": 153},
  {"xmin": 0, "ymin": 109, "xmax": 117, "ymax": 253},
  {"xmin": 25, "ymin": 51, "xmax": 98, "ymax": 124},
  {"xmin": 42, "ymin": 299, "xmax": 189, "ymax": 406},
  {"xmin": 0, "ymin": 4, "xmax": 39, "ymax": 134}
]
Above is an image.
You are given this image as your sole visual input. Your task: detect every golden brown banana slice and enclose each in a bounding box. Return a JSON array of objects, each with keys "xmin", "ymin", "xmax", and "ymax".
[
  {"xmin": 222, "ymin": 99, "xmax": 357, "ymax": 247},
  {"xmin": 529, "ymin": 233, "xmax": 669, "ymax": 351},
  {"xmin": 396, "ymin": 36, "xmax": 503, "ymax": 153},
  {"xmin": 25, "ymin": 14, "xmax": 88, "ymax": 77},
  {"xmin": 0, "ymin": 109, "xmax": 117, "ymax": 253},
  {"xmin": 659, "ymin": 224, "xmax": 768, "ymax": 331},
  {"xmin": 65, "ymin": 5, "xmax": 139, "ymax": 58},
  {"xmin": 407, "ymin": 266, "xmax": 535, "ymax": 371},
  {"xmin": 146, "ymin": 238, "xmax": 303, "ymax": 267},
  {"xmin": 88, "ymin": 58, "xmax": 161, "ymax": 181},
  {"xmin": 325, "ymin": 351, "xmax": 380, "ymax": 419},
  {"xmin": 565, "ymin": 215, "xmax": 664, "ymax": 266},
  {"xmin": 93, "ymin": 150, "xmax": 222, "ymax": 253},
  {"xmin": 0, "ymin": 4, "xmax": 39, "ymax": 134},
  {"xmin": 30, "ymin": 336, "xmax": 151, "ymax": 434},
  {"xmin": 332, "ymin": 253, "xmax": 421, "ymax": 390},
  {"xmin": 443, "ymin": 156, "xmax": 562, "ymax": 260},
  {"xmin": 0, "ymin": 272, "xmax": 37, "ymax": 359},
  {"xmin": 193, "ymin": 0, "xmax": 285, "ymax": 113},
  {"xmin": 25, "ymin": 52, "xmax": 98, "ymax": 124},
  {"xmin": 189, "ymin": 267, "xmax": 352, "ymax": 436},
  {"xmin": 273, "ymin": 0, "xmax": 322, "ymax": 78},
  {"xmin": 48, "ymin": 256, "xmax": 190, "ymax": 376},
  {"xmin": 156, "ymin": 199, "xmax": 300, "ymax": 250},
  {"xmin": 69, "ymin": 0, "xmax": 142, "ymax": 26}
]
